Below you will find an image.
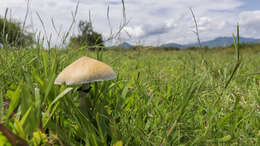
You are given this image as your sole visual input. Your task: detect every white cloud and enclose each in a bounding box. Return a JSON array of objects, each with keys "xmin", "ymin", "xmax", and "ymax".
[
  {"xmin": 124, "ymin": 26, "xmax": 145, "ymax": 38},
  {"xmin": 0, "ymin": 0, "xmax": 259, "ymax": 46},
  {"xmin": 238, "ymin": 10, "xmax": 260, "ymax": 38},
  {"xmin": 123, "ymin": 20, "xmax": 176, "ymax": 39},
  {"xmin": 117, "ymin": 0, "xmax": 245, "ymax": 45}
]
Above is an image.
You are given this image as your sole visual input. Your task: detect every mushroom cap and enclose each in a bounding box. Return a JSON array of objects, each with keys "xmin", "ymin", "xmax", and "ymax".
[{"xmin": 55, "ymin": 56, "xmax": 117, "ymax": 85}]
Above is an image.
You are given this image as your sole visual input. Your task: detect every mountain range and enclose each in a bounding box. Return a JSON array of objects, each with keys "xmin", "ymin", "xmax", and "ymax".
[
  {"xmin": 118, "ymin": 36, "xmax": 260, "ymax": 49},
  {"xmin": 118, "ymin": 42, "xmax": 132, "ymax": 49},
  {"xmin": 162, "ymin": 36, "xmax": 260, "ymax": 48}
]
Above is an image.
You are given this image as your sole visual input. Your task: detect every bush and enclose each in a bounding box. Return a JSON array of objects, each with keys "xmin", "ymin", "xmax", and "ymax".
[
  {"xmin": 0, "ymin": 17, "xmax": 34, "ymax": 47},
  {"xmin": 186, "ymin": 46, "xmax": 200, "ymax": 50},
  {"xmin": 68, "ymin": 20, "xmax": 104, "ymax": 50},
  {"xmin": 229, "ymin": 42, "xmax": 260, "ymax": 49},
  {"xmin": 159, "ymin": 46, "xmax": 180, "ymax": 51}
]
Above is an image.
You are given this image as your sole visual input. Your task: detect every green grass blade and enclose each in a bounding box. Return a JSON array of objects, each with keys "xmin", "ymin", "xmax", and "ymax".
[
  {"xmin": 0, "ymin": 90, "xmax": 3, "ymax": 121},
  {"xmin": 20, "ymin": 106, "xmax": 32, "ymax": 126},
  {"xmin": 14, "ymin": 118, "xmax": 26, "ymax": 139},
  {"xmin": 50, "ymin": 87, "xmax": 73, "ymax": 106},
  {"xmin": 43, "ymin": 73, "xmax": 56, "ymax": 101},
  {"xmin": 5, "ymin": 85, "xmax": 21, "ymax": 119},
  {"xmin": 41, "ymin": 51, "xmax": 48, "ymax": 78}
]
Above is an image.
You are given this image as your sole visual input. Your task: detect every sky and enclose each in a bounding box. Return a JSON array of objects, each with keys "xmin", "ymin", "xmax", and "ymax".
[{"xmin": 0, "ymin": 0, "xmax": 260, "ymax": 46}]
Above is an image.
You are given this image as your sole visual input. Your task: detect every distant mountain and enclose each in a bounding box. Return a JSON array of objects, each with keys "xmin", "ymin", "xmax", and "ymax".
[
  {"xmin": 189, "ymin": 37, "xmax": 260, "ymax": 48},
  {"xmin": 117, "ymin": 37, "xmax": 260, "ymax": 50},
  {"xmin": 118, "ymin": 42, "xmax": 132, "ymax": 49},
  {"xmin": 163, "ymin": 36, "xmax": 260, "ymax": 48}
]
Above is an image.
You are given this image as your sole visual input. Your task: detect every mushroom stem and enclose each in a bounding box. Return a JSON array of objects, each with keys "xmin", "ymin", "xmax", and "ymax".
[{"xmin": 78, "ymin": 84, "xmax": 92, "ymax": 115}]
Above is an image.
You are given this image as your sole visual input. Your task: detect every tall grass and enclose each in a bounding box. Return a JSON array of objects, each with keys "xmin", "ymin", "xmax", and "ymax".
[{"xmin": 1, "ymin": 47, "xmax": 260, "ymax": 145}]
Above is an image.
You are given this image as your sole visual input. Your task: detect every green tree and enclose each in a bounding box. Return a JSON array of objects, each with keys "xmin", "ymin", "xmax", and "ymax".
[
  {"xmin": 68, "ymin": 20, "xmax": 104, "ymax": 50},
  {"xmin": 0, "ymin": 17, "xmax": 34, "ymax": 48}
]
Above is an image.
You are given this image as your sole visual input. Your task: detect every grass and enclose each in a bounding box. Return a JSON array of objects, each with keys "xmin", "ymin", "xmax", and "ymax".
[{"xmin": 0, "ymin": 45, "xmax": 260, "ymax": 145}]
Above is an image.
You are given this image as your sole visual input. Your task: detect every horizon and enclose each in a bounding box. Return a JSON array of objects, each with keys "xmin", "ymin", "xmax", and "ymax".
[
  {"xmin": 119, "ymin": 36, "xmax": 260, "ymax": 47},
  {"xmin": 1, "ymin": 0, "xmax": 260, "ymax": 47}
]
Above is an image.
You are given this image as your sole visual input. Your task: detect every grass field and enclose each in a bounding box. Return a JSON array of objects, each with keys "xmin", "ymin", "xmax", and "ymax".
[{"xmin": 0, "ymin": 47, "xmax": 260, "ymax": 145}]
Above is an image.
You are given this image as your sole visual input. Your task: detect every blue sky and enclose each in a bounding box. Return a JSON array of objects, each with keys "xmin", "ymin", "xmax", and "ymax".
[
  {"xmin": 239, "ymin": 0, "xmax": 260, "ymax": 11},
  {"xmin": 0, "ymin": 0, "xmax": 260, "ymax": 46}
]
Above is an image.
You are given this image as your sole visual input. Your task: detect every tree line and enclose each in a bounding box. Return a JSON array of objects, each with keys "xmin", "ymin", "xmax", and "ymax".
[{"xmin": 0, "ymin": 17, "xmax": 104, "ymax": 49}]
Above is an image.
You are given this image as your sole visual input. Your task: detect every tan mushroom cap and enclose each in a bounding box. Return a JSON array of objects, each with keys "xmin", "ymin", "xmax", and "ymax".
[{"xmin": 55, "ymin": 56, "xmax": 117, "ymax": 85}]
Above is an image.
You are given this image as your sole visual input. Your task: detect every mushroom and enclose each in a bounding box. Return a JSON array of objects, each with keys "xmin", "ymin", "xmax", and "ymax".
[
  {"xmin": 54, "ymin": 56, "xmax": 117, "ymax": 137},
  {"xmin": 55, "ymin": 56, "xmax": 116, "ymax": 87},
  {"xmin": 55, "ymin": 56, "xmax": 116, "ymax": 93},
  {"xmin": 54, "ymin": 56, "xmax": 116, "ymax": 106}
]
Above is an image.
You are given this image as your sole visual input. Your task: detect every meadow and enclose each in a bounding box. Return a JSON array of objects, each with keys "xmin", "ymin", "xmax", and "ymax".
[{"xmin": 0, "ymin": 46, "xmax": 260, "ymax": 145}]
